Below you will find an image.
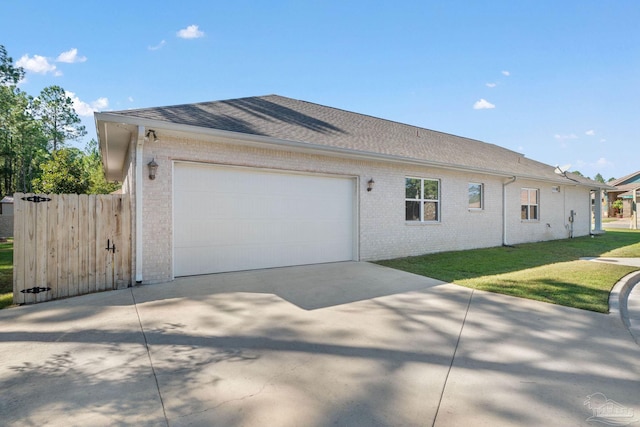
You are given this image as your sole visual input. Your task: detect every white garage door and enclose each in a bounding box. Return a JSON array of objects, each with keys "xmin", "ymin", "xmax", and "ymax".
[{"xmin": 173, "ymin": 163, "xmax": 356, "ymax": 276}]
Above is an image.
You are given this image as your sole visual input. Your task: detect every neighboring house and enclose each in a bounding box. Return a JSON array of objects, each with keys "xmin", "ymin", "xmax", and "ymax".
[
  {"xmin": 95, "ymin": 95, "xmax": 609, "ymax": 284},
  {"xmin": 607, "ymin": 171, "xmax": 640, "ymax": 218},
  {"xmin": 0, "ymin": 196, "xmax": 14, "ymax": 237},
  {"xmin": 1, "ymin": 196, "xmax": 13, "ymax": 216}
]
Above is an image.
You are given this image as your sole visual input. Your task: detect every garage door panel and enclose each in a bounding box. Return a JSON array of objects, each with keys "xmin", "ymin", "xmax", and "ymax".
[{"xmin": 174, "ymin": 164, "xmax": 355, "ymax": 276}]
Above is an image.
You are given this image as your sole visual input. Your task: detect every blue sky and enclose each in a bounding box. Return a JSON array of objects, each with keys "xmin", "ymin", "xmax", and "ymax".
[{"xmin": 2, "ymin": 1, "xmax": 638, "ymax": 180}]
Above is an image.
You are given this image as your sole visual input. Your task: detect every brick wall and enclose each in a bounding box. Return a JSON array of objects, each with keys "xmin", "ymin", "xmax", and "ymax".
[{"xmin": 134, "ymin": 133, "xmax": 593, "ymax": 283}]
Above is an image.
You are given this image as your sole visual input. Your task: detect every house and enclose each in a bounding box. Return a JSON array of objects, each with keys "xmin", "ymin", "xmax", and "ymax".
[
  {"xmin": 1, "ymin": 196, "xmax": 14, "ymax": 216},
  {"xmin": 0, "ymin": 196, "xmax": 14, "ymax": 237},
  {"xmin": 607, "ymin": 170, "xmax": 640, "ymax": 219},
  {"xmin": 95, "ymin": 95, "xmax": 609, "ymax": 284}
]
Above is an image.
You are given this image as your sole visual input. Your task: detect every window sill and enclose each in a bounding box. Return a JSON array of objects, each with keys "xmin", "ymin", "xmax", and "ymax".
[{"xmin": 405, "ymin": 221, "xmax": 441, "ymax": 225}]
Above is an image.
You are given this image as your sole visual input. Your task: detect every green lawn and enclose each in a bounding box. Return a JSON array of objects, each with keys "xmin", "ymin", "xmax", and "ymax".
[
  {"xmin": 2, "ymin": 231, "xmax": 640, "ymax": 312},
  {"xmin": 377, "ymin": 230, "xmax": 640, "ymax": 313},
  {"xmin": 0, "ymin": 239, "xmax": 13, "ymax": 309}
]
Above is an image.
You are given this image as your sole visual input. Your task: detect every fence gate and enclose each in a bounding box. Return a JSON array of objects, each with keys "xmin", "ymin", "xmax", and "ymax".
[{"xmin": 13, "ymin": 193, "xmax": 132, "ymax": 304}]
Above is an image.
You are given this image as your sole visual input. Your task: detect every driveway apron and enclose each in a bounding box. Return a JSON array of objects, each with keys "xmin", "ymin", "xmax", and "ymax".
[
  {"xmin": 1, "ymin": 261, "xmax": 639, "ymax": 426},
  {"xmin": 130, "ymin": 262, "xmax": 466, "ymax": 426}
]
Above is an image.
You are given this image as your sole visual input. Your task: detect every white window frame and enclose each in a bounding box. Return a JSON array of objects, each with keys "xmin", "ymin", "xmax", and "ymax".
[
  {"xmin": 521, "ymin": 188, "xmax": 539, "ymax": 221},
  {"xmin": 405, "ymin": 177, "xmax": 441, "ymax": 222},
  {"xmin": 468, "ymin": 182, "xmax": 484, "ymax": 210}
]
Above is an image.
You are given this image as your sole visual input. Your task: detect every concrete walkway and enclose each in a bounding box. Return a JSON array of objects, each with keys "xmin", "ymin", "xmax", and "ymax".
[{"xmin": 1, "ymin": 262, "xmax": 639, "ymax": 426}]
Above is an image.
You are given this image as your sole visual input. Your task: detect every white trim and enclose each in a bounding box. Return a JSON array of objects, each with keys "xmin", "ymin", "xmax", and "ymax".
[
  {"xmin": 95, "ymin": 112, "xmax": 611, "ymax": 188},
  {"xmin": 405, "ymin": 176, "xmax": 441, "ymax": 223},
  {"xmin": 171, "ymin": 161, "xmax": 359, "ymax": 275},
  {"xmin": 135, "ymin": 126, "xmax": 145, "ymax": 282},
  {"xmin": 468, "ymin": 182, "xmax": 484, "ymax": 210},
  {"xmin": 520, "ymin": 187, "xmax": 540, "ymax": 221}
]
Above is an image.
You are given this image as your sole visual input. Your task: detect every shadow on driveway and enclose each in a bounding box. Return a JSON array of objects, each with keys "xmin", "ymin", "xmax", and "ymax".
[{"xmin": 0, "ymin": 262, "xmax": 638, "ymax": 426}]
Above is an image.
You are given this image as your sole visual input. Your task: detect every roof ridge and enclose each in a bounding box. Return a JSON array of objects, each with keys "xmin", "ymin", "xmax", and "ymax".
[
  {"xmin": 107, "ymin": 94, "xmax": 280, "ymax": 115},
  {"xmin": 610, "ymin": 170, "xmax": 640, "ymax": 186}
]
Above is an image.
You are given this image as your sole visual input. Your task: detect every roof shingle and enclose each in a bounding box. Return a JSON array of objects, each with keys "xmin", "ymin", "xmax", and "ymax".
[{"xmin": 110, "ymin": 94, "xmax": 603, "ymax": 186}]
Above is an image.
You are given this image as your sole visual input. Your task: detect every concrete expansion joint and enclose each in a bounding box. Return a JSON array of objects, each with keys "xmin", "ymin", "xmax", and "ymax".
[
  {"xmin": 130, "ymin": 288, "xmax": 170, "ymax": 427},
  {"xmin": 431, "ymin": 288, "xmax": 474, "ymax": 427}
]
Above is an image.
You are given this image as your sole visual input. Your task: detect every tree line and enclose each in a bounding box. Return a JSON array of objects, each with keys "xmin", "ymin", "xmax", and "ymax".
[
  {"xmin": 572, "ymin": 172, "xmax": 616, "ymax": 184},
  {"xmin": 0, "ymin": 44, "xmax": 119, "ymax": 196}
]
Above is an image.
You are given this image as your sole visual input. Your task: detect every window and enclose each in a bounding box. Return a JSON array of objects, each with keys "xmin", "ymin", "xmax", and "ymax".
[
  {"xmin": 468, "ymin": 183, "xmax": 483, "ymax": 209},
  {"xmin": 406, "ymin": 177, "xmax": 440, "ymax": 222},
  {"xmin": 521, "ymin": 188, "xmax": 539, "ymax": 220}
]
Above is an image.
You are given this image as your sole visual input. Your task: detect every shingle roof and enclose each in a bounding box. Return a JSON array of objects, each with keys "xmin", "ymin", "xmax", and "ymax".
[
  {"xmin": 609, "ymin": 171, "xmax": 640, "ymax": 187},
  {"xmin": 609, "ymin": 170, "xmax": 640, "ymax": 193},
  {"xmin": 110, "ymin": 94, "xmax": 603, "ymax": 186}
]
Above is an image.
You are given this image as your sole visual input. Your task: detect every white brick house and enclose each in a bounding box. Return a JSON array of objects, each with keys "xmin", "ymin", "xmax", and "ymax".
[{"xmin": 95, "ymin": 95, "xmax": 608, "ymax": 284}]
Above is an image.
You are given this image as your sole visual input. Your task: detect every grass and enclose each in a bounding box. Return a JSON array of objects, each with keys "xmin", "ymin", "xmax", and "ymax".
[
  {"xmin": 0, "ymin": 239, "xmax": 13, "ymax": 309},
  {"xmin": 377, "ymin": 229, "xmax": 640, "ymax": 313},
  {"xmin": 2, "ymin": 230, "xmax": 639, "ymax": 312}
]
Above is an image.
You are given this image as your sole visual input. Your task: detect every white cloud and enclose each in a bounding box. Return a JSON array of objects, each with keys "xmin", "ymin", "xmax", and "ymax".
[
  {"xmin": 128, "ymin": 96, "xmax": 134, "ymax": 102},
  {"xmin": 56, "ymin": 48, "xmax": 87, "ymax": 63},
  {"xmin": 148, "ymin": 40, "xmax": 166, "ymax": 51},
  {"xmin": 16, "ymin": 54, "xmax": 58, "ymax": 75},
  {"xmin": 585, "ymin": 129, "xmax": 595, "ymax": 136},
  {"xmin": 554, "ymin": 133, "xmax": 578, "ymax": 141},
  {"xmin": 502, "ymin": 70, "xmax": 510, "ymax": 76},
  {"xmin": 66, "ymin": 91, "xmax": 109, "ymax": 116},
  {"xmin": 596, "ymin": 157, "xmax": 612, "ymax": 167},
  {"xmin": 486, "ymin": 82, "xmax": 497, "ymax": 88},
  {"xmin": 600, "ymin": 138, "xmax": 606, "ymax": 143},
  {"xmin": 177, "ymin": 24, "xmax": 205, "ymax": 39},
  {"xmin": 473, "ymin": 99, "xmax": 495, "ymax": 109}
]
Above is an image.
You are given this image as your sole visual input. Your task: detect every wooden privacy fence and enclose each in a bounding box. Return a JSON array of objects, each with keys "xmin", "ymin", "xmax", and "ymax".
[{"xmin": 13, "ymin": 193, "xmax": 132, "ymax": 305}]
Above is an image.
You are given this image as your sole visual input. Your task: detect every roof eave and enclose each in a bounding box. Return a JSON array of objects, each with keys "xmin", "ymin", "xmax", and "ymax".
[{"xmin": 94, "ymin": 112, "xmax": 606, "ymax": 188}]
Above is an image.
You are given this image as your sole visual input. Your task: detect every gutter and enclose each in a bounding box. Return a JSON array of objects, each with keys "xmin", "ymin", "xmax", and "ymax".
[
  {"xmin": 503, "ymin": 176, "xmax": 517, "ymax": 246},
  {"xmin": 135, "ymin": 126, "xmax": 145, "ymax": 283}
]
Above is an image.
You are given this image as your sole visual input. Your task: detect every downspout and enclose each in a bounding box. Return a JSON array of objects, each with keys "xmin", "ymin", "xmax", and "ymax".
[
  {"xmin": 503, "ymin": 176, "xmax": 517, "ymax": 246},
  {"xmin": 632, "ymin": 187, "xmax": 639, "ymax": 230},
  {"xmin": 135, "ymin": 126, "xmax": 145, "ymax": 283}
]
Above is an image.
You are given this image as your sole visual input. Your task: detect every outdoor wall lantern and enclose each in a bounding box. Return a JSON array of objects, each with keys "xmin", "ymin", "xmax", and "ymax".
[
  {"xmin": 147, "ymin": 158, "xmax": 158, "ymax": 180},
  {"xmin": 367, "ymin": 178, "xmax": 375, "ymax": 192}
]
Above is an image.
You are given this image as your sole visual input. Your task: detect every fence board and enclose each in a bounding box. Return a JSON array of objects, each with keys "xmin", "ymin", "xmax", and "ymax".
[
  {"xmin": 88, "ymin": 195, "xmax": 97, "ymax": 292},
  {"xmin": 78, "ymin": 195, "xmax": 89, "ymax": 296},
  {"xmin": 13, "ymin": 193, "xmax": 132, "ymax": 304},
  {"xmin": 12, "ymin": 193, "xmax": 25, "ymax": 304},
  {"xmin": 68, "ymin": 194, "xmax": 79, "ymax": 297},
  {"xmin": 35, "ymin": 195, "xmax": 48, "ymax": 304},
  {"xmin": 116, "ymin": 197, "xmax": 130, "ymax": 289},
  {"xmin": 57, "ymin": 194, "xmax": 68, "ymax": 299},
  {"xmin": 23, "ymin": 194, "xmax": 37, "ymax": 305},
  {"xmin": 46, "ymin": 196, "xmax": 58, "ymax": 299},
  {"xmin": 95, "ymin": 196, "xmax": 107, "ymax": 291}
]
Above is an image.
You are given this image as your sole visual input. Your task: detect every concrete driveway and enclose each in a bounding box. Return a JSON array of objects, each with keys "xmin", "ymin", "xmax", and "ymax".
[{"xmin": 1, "ymin": 262, "xmax": 639, "ymax": 426}]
